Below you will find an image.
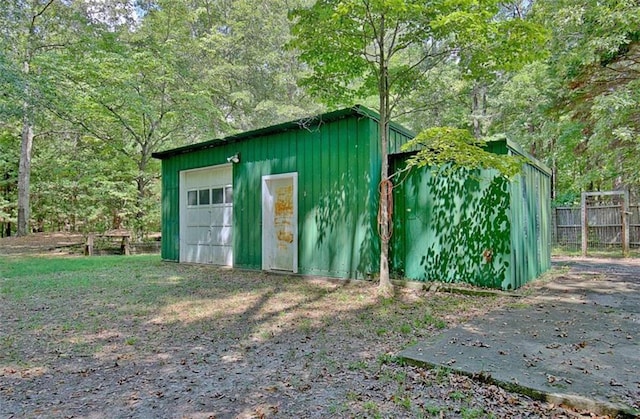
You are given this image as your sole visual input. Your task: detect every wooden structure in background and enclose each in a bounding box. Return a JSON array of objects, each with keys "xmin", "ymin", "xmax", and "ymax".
[
  {"xmin": 581, "ymin": 191, "xmax": 630, "ymax": 257},
  {"xmin": 550, "ymin": 191, "xmax": 638, "ymax": 257},
  {"xmin": 85, "ymin": 229, "xmax": 131, "ymax": 256}
]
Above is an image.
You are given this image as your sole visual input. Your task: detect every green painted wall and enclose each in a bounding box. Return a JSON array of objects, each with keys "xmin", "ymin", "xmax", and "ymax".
[
  {"xmin": 157, "ymin": 108, "xmax": 413, "ymax": 279},
  {"xmin": 391, "ymin": 164, "xmax": 513, "ymax": 288},
  {"xmin": 507, "ymin": 161, "xmax": 552, "ymax": 288},
  {"xmin": 390, "ymin": 139, "xmax": 551, "ymax": 290}
]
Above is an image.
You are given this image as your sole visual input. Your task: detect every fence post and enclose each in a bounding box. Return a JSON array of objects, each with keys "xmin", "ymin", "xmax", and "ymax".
[
  {"xmin": 622, "ymin": 190, "xmax": 630, "ymax": 258},
  {"xmin": 552, "ymin": 207, "xmax": 557, "ymax": 248},
  {"xmin": 581, "ymin": 192, "xmax": 588, "ymax": 257},
  {"xmin": 85, "ymin": 234, "xmax": 94, "ymax": 256}
]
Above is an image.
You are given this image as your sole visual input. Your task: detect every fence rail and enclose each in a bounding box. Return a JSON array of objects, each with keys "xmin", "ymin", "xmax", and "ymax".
[{"xmin": 553, "ymin": 204, "xmax": 640, "ymax": 249}]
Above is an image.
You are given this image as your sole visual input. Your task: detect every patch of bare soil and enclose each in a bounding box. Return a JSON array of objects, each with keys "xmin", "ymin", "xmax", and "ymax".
[{"xmin": 0, "ymin": 243, "xmax": 603, "ymax": 418}]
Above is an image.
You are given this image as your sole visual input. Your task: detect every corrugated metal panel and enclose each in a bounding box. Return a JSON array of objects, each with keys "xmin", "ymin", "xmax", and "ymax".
[
  {"xmin": 391, "ymin": 138, "xmax": 552, "ymax": 290},
  {"xmin": 391, "ymin": 161, "xmax": 513, "ymax": 288},
  {"xmin": 153, "ymin": 105, "xmax": 415, "ymax": 160},
  {"xmin": 389, "ymin": 125, "xmax": 416, "ymax": 154},
  {"xmin": 156, "ymin": 109, "xmax": 415, "ymax": 279},
  {"xmin": 510, "ymin": 156, "xmax": 551, "ymax": 289},
  {"xmin": 506, "ymin": 143, "xmax": 552, "ymax": 289},
  {"xmin": 297, "ymin": 116, "xmax": 380, "ymax": 278}
]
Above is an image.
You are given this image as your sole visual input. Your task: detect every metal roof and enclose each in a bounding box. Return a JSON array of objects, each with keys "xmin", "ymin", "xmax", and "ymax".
[{"xmin": 152, "ymin": 104, "xmax": 415, "ymax": 160}]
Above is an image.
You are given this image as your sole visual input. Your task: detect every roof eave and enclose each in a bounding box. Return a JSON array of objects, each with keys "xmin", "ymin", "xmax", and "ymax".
[{"xmin": 152, "ymin": 105, "xmax": 403, "ymax": 160}]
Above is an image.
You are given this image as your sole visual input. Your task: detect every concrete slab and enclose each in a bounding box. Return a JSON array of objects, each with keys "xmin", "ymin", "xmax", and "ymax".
[{"xmin": 399, "ymin": 257, "xmax": 640, "ymax": 417}]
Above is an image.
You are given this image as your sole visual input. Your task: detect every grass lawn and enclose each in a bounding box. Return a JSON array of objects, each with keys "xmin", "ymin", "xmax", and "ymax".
[{"xmin": 1, "ymin": 255, "xmax": 572, "ymax": 418}]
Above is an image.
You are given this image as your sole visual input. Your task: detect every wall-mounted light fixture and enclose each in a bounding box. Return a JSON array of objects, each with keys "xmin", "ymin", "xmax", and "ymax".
[{"xmin": 227, "ymin": 153, "xmax": 240, "ymax": 164}]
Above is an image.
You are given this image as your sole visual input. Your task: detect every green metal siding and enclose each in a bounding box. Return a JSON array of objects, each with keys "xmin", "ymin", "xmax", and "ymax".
[
  {"xmin": 390, "ymin": 139, "xmax": 552, "ymax": 290},
  {"xmin": 391, "ymin": 163, "xmax": 513, "ymax": 288},
  {"xmin": 160, "ymin": 162, "xmax": 180, "ymax": 260},
  {"xmin": 156, "ymin": 109, "xmax": 412, "ymax": 279},
  {"xmin": 297, "ymin": 116, "xmax": 378, "ymax": 278},
  {"xmin": 507, "ymin": 161, "xmax": 552, "ymax": 288}
]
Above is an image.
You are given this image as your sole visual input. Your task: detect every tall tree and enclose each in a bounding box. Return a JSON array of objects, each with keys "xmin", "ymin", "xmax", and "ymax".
[
  {"xmin": 290, "ymin": 0, "xmax": 546, "ymax": 295},
  {"xmin": 48, "ymin": 0, "xmax": 218, "ymax": 235},
  {"xmin": 0, "ymin": 0, "xmax": 85, "ymax": 235},
  {"xmin": 529, "ymin": 0, "xmax": 640, "ymax": 194},
  {"xmin": 47, "ymin": 0, "xmax": 318, "ymax": 235},
  {"xmin": 194, "ymin": 0, "xmax": 321, "ymax": 131}
]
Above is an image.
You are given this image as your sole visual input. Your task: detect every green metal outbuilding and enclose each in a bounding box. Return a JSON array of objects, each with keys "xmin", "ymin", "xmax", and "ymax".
[
  {"xmin": 153, "ymin": 105, "xmax": 551, "ymax": 289},
  {"xmin": 390, "ymin": 140, "xmax": 552, "ymax": 290}
]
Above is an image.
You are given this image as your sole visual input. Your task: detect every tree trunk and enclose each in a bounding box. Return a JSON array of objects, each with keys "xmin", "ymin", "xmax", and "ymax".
[
  {"xmin": 17, "ymin": 60, "xmax": 33, "ymax": 236},
  {"xmin": 3, "ymin": 173, "xmax": 11, "ymax": 237},
  {"xmin": 17, "ymin": 120, "xmax": 34, "ymax": 236},
  {"xmin": 134, "ymin": 175, "xmax": 146, "ymax": 237},
  {"xmin": 472, "ymin": 86, "xmax": 480, "ymax": 138},
  {"xmin": 134, "ymin": 151, "xmax": 150, "ymax": 238},
  {"xmin": 377, "ymin": 16, "xmax": 393, "ymax": 297},
  {"xmin": 471, "ymin": 83, "xmax": 487, "ymax": 138},
  {"xmin": 378, "ymin": 113, "xmax": 393, "ymax": 296}
]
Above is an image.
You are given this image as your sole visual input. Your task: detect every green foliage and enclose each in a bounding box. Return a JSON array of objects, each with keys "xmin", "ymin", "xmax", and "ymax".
[
  {"xmin": 30, "ymin": 133, "xmax": 140, "ymax": 232},
  {"xmin": 532, "ymin": 0, "xmax": 640, "ymax": 80},
  {"xmin": 490, "ymin": 61, "xmax": 558, "ymax": 154},
  {"xmin": 198, "ymin": 0, "xmax": 321, "ymax": 130},
  {"xmin": 430, "ymin": 3, "xmax": 548, "ymax": 80},
  {"xmin": 511, "ymin": 0, "xmax": 640, "ymax": 193},
  {"xmin": 44, "ymin": 4, "xmax": 203, "ymax": 233},
  {"xmin": 394, "ymin": 62, "xmax": 471, "ymax": 133},
  {"xmin": 402, "ymin": 128, "xmax": 523, "ymax": 179},
  {"xmin": 290, "ymin": 0, "xmax": 547, "ymax": 108},
  {"xmin": 0, "ymin": 0, "xmax": 322, "ymax": 236},
  {"xmin": 0, "ymin": 52, "xmax": 22, "ymax": 120}
]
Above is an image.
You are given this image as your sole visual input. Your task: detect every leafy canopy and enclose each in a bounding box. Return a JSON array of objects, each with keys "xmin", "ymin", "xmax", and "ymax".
[
  {"xmin": 289, "ymin": 0, "xmax": 548, "ymax": 108},
  {"xmin": 402, "ymin": 128, "xmax": 524, "ymax": 178}
]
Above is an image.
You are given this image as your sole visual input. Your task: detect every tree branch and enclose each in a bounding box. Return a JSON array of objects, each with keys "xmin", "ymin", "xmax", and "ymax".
[{"xmin": 30, "ymin": 0, "xmax": 56, "ymax": 30}]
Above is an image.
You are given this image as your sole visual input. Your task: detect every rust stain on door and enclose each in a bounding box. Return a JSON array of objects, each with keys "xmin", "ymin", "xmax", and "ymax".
[
  {"xmin": 275, "ymin": 185, "xmax": 294, "ymax": 245},
  {"xmin": 275, "ymin": 185, "xmax": 293, "ymax": 216}
]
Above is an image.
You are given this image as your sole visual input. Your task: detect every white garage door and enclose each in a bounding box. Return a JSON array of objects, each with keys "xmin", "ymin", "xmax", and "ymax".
[{"xmin": 180, "ymin": 165, "xmax": 233, "ymax": 265}]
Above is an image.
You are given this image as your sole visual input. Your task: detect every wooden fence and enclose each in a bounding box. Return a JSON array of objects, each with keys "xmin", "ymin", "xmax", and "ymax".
[{"xmin": 553, "ymin": 204, "xmax": 640, "ymax": 250}]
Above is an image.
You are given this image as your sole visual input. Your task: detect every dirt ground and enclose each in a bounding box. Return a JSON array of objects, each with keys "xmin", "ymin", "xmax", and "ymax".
[
  {"xmin": 0, "ymin": 232, "xmax": 85, "ymax": 254},
  {"xmin": 0, "ymin": 233, "xmax": 607, "ymax": 418}
]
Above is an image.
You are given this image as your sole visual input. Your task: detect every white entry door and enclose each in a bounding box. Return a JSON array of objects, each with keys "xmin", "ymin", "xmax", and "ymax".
[
  {"xmin": 262, "ymin": 173, "xmax": 298, "ymax": 272},
  {"xmin": 180, "ymin": 165, "xmax": 233, "ymax": 265}
]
